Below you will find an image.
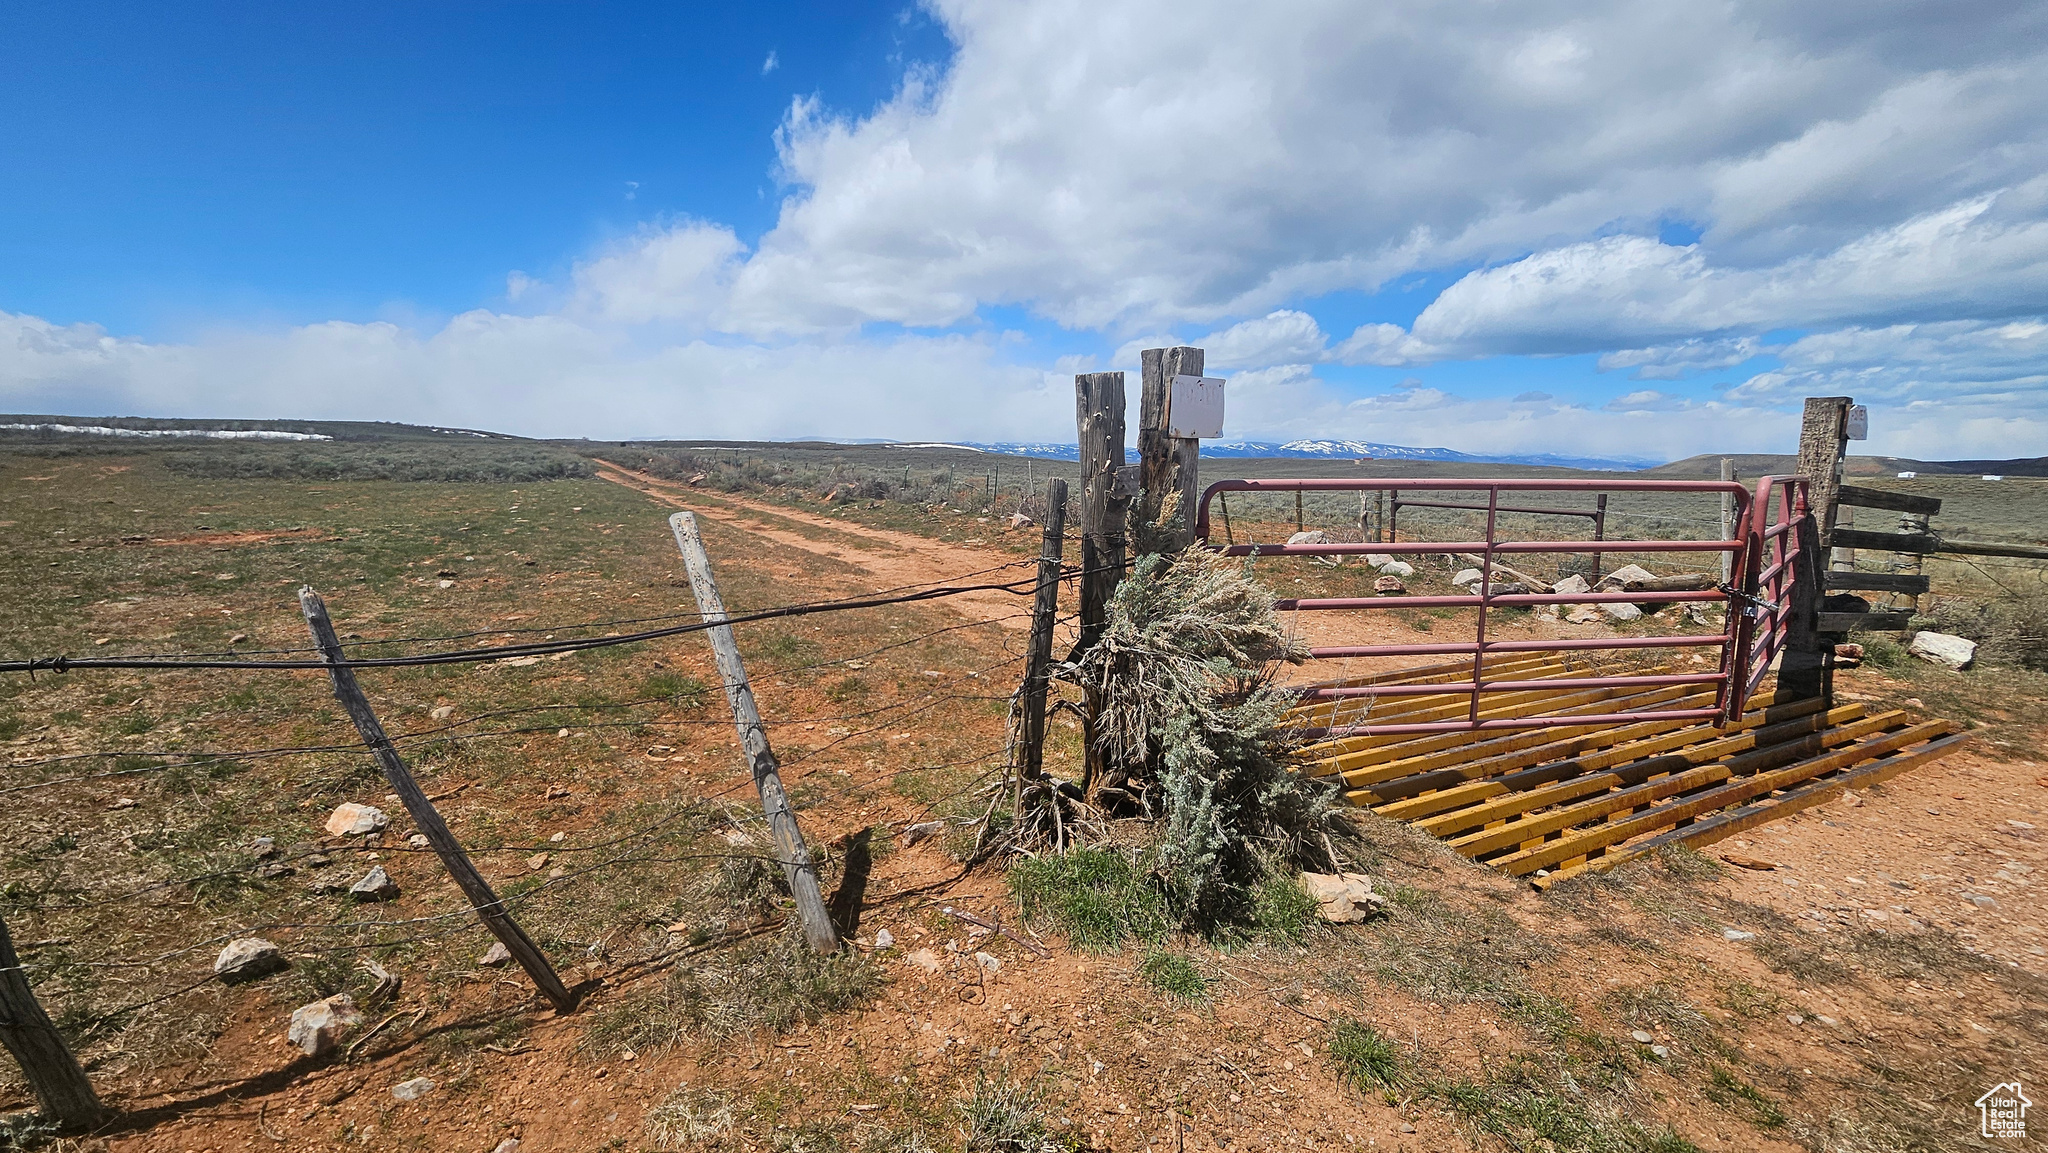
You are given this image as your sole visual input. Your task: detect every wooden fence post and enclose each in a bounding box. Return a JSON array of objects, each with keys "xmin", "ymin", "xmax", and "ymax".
[
  {"xmin": 0, "ymin": 913, "xmax": 106, "ymax": 1130},
  {"xmin": 1014, "ymin": 479, "xmax": 1069, "ymax": 790},
  {"xmin": 300, "ymin": 588, "xmax": 577, "ymax": 1012},
  {"xmin": 1137, "ymin": 347, "xmax": 1205, "ymax": 554},
  {"xmin": 668, "ymin": 513, "xmax": 838, "ymax": 954},
  {"xmin": 1796, "ymin": 397, "xmax": 1852, "ymax": 554},
  {"xmin": 1719, "ymin": 458, "xmax": 1737, "ymax": 584},
  {"xmin": 1074, "ymin": 372, "xmax": 1132, "ymax": 654}
]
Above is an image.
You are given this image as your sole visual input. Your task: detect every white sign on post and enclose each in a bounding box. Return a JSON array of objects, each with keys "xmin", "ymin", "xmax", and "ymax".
[
  {"xmin": 1167, "ymin": 375, "xmax": 1226, "ymax": 439},
  {"xmin": 1845, "ymin": 404, "xmax": 1868, "ymax": 441}
]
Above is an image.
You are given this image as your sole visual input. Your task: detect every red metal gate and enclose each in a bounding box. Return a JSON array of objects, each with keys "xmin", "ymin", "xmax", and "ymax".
[
  {"xmin": 1734, "ymin": 475, "xmax": 1814, "ymax": 701},
  {"xmin": 1194, "ymin": 478, "xmax": 1759, "ymax": 737}
]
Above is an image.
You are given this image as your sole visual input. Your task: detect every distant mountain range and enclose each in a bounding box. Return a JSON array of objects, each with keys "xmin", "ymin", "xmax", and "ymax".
[{"xmin": 895, "ymin": 439, "xmax": 1661, "ymax": 472}]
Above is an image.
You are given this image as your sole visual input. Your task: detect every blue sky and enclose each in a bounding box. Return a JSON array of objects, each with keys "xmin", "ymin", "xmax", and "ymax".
[{"xmin": 4, "ymin": 1, "xmax": 2045, "ymax": 461}]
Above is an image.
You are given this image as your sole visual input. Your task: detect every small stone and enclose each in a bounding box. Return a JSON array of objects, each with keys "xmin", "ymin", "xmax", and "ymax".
[
  {"xmin": 493, "ymin": 1141, "xmax": 521, "ymax": 1153},
  {"xmin": 307, "ymin": 879, "xmax": 348, "ymax": 896},
  {"xmin": 391, "ymin": 1076, "xmax": 436, "ymax": 1101},
  {"xmin": 1362, "ymin": 553, "xmax": 1394, "ymax": 567},
  {"xmin": 254, "ymin": 861, "xmax": 296, "ymax": 880},
  {"xmin": 1833, "ymin": 642, "xmax": 1864, "ymax": 668},
  {"xmin": 550, "ymin": 831, "xmax": 566, "ymax": 842},
  {"xmin": 900, "ymin": 820, "xmax": 946, "ymax": 847},
  {"xmin": 287, "ymin": 994, "xmax": 362, "ymax": 1056},
  {"xmin": 437, "ymin": 580, "xmax": 454, "ymax": 590},
  {"xmin": 1600, "ymin": 601, "xmax": 1644, "ymax": 622},
  {"xmin": 1966, "ymin": 893, "xmax": 1997, "ymax": 908},
  {"xmin": 1723, "ymin": 929, "xmax": 1756, "ymax": 941},
  {"xmin": 350, "ymin": 866, "xmax": 399, "ymax": 901},
  {"xmin": 1815, "ymin": 1015, "xmax": 1839, "ymax": 1027},
  {"xmin": 1398, "ymin": 1122, "xmax": 1416, "ymax": 1134},
  {"xmin": 407, "ymin": 833, "xmax": 430, "ymax": 849},
  {"xmin": 429, "ymin": 705, "xmax": 455, "ymax": 722},
  {"xmin": 1375, "ymin": 560, "xmax": 1416, "ymax": 578},
  {"xmin": 1286, "ymin": 530, "xmax": 1331, "ymax": 546},
  {"xmin": 1565, "ymin": 605, "xmax": 1603, "ymax": 624},
  {"xmin": 325, "ymin": 803, "xmax": 388, "ymax": 837},
  {"xmin": 1008, "ymin": 512, "xmax": 1035, "ymax": 530},
  {"xmin": 1300, "ymin": 872, "xmax": 1387, "ymax": 923},
  {"xmin": 251, "ymin": 836, "xmax": 277, "ymax": 858},
  {"xmin": 228, "ymin": 633, "xmax": 250, "ymax": 644},
  {"xmin": 1786, "ymin": 1013, "xmax": 1805, "ymax": 1026},
  {"xmin": 215, "ymin": 938, "xmax": 287, "ymax": 984},
  {"xmin": 905, "ymin": 948, "xmax": 942, "ymax": 974},
  {"xmin": 1650, "ymin": 1044, "xmax": 1670, "ymax": 1059},
  {"xmin": 1373, "ymin": 575, "xmax": 1407, "ymax": 595},
  {"xmin": 479, "ymin": 943, "xmax": 513, "ymax": 967},
  {"xmin": 1908, "ymin": 631, "xmax": 1976, "ymax": 669},
  {"xmin": 873, "ymin": 928, "xmax": 895, "ymax": 949},
  {"xmin": 528, "ymin": 852, "xmax": 551, "ymax": 871},
  {"xmin": 108, "ymin": 797, "xmax": 138, "ymax": 810},
  {"xmin": 1595, "ymin": 563, "xmax": 1657, "ymax": 591},
  {"xmin": 1452, "ymin": 568, "xmax": 1484, "ymax": 587},
  {"xmin": 1630, "ymin": 1030, "xmax": 1653, "ymax": 1044},
  {"xmin": 1551, "ymin": 573, "xmax": 1591, "ymax": 596}
]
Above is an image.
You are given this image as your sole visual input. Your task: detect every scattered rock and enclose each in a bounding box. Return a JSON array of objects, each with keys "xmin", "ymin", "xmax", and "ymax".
[
  {"xmin": 1286, "ymin": 530, "xmax": 1332, "ymax": 546},
  {"xmin": 1376, "ymin": 560, "xmax": 1416, "ymax": 578},
  {"xmin": 1373, "ymin": 575, "xmax": 1407, "ymax": 596},
  {"xmin": 437, "ymin": 580, "xmax": 454, "ymax": 590},
  {"xmin": 1833, "ymin": 642, "xmax": 1864, "ymax": 668},
  {"xmin": 1651, "ymin": 1044, "xmax": 1670, "ymax": 1059},
  {"xmin": 528, "ymin": 852, "xmax": 551, "ymax": 871},
  {"xmin": 251, "ymin": 836, "xmax": 277, "ymax": 858},
  {"xmin": 350, "ymin": 866, "xmax": 399, "ymax": 902},
  {"xmin": 900, "ymin": 820, "xmax": 946, "ymax": 847},
  {"xmin": 287, "ymin": 994, "xmax": 362, "ymax": 1057},
  {"xmin": 1595, "ymin": 563, "xmax": 1657, "ymax": 591},
  {"xmin": 228, "ymin": 632, "xmax": 250, "ymax": 645},
  {"xmin": 1452, "ymin": 568, "xmax": 1483, "ymax": 587},
  {"xmin": 1723, "ymin": 928, "xmax": 1756, "ymax": 941},
  {"xmin": 254, "ymin": 862, "xmax": 296, "ymax": 880},
  {"xmin": 307, "ymin": 879, "xmax": 348, "ymax": 896},
  {"xmin": 215, "ymin": 938, "xmax": 287, "ymax": 984},
  {"xmin": 108, "ymin": 797, "xmax": 137, "ymax": 810},
  {"xmin": 492, "ymin": 1141, "xmax": 520, "ymax": 1153},
  {"xmin": 873, "ymin": 928, "xmax": 895, "ymax": 949},
  {"xmin": 1966, "ymin": 893, "xmax": 1998, "ymax": 908},
  {"xmin": 429, "ymin": 705, "xmax": 455, "ymax": 722},
  {"xmin": 391, "ymin": 1077, "xmax": 436, "ymax": 1101},
  {"xmin": 324, "ymin": 803, "xmax": 388, "ymax": 837},
  {"xmin": 1487, "ymin": 581, "xmax": 1532, "ymax": 597},
  {"xmin": 1908, "ymin": 631, "xmax": 1976, "ymax": 670},
  {"xmin": 687, "ymin": 473, "xmax": 707, "ymax": 486},
  {"xmin": 1363, "ymin": 553, "xmax": 1395, "ymax": 567},
  {"xmin": 905, "ymin": 948, "xmax": 942, "ymax": 974},
  {"xmin": 1398, "ymin": 1122, "xmax": 1417, "ymax": 1135},
  {"xmin": 479, "ymin": 943, "xmax": 513, "ymax": 967},
  {"xmin": 974, "ymin": 951, "xmax": 1003, "ymax": 973},
  {"xmin": 1786, "ymin": 1013, "xmax": 1805, "ymax": 1026},
  {"xmin": 1600, "ymin": 602, "xmax": 1644, "ymax": 622},
  {"xmin": 1008, "ymin": 512, "xmax": 1035, "ymax": 530},
  {"xmin": 1300, "ymin": 872, "xmax": 1388, "ymax": 923},
  {"xmin": 1565, "ymin": 606, "xmax": 1603, "ymax": 624},
  {"xmin": 1630, "ymin": 1030, "xmax": 1653, "ymax": 1044},
  {"xmin": 1551, "ymin": 573, "xmax": 1591, "ymax": 596},
  {"xmin": 407, "ymin": 833, "xmax": 430, "ymax": 849}
]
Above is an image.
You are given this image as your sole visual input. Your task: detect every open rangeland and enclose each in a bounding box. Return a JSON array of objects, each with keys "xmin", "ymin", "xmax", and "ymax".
[{"xmin": 2, "ymin": 449, "xmax": 2044, "ymax": 1153}]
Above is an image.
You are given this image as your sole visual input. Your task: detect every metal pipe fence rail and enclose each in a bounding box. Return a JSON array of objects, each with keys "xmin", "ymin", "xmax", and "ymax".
[
  {"xmin": 1737, "ymin": 475, "xmax": 1814, "ymax": 701},
  {"xmin": 1195, "ymin": 477, "xmax": 1754, "ymax": 737}
]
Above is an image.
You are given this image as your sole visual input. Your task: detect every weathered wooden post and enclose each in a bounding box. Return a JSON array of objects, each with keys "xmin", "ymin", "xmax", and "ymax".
[
  {"xmin": 1015, "ymin": 479, "xmax": 1069, "ymax": 788},
  {"xmin": 1590, "ymin": 493, "xmax": 1608, "ymax": 583},
  {"xmin": 1783, "ymin": 398, "xmax": 1853, "ymax": 701},
  {"xmin": 300, "ymin": 588, "xmax": 577, "ymax": 1011},
  {"xmin": 668, "ymin": 513, "xmax": 838, "ymax": 953},
  {"xmin": 1796, "ymin": 397, "xmax": 1852, "ymax": 557},
  {"xmin": 1074, "ymin": 372, "xmax": 1133, "ymax": 654},
  {"xmin": 1137, "ymin": 347, "xmax": 1206, "ymax": 554},
  {"xmin": 0, "ymin": 914, "xmax": 106, "ymax": 1130}
]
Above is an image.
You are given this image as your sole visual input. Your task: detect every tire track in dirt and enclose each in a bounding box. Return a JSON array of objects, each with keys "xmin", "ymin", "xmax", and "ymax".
[{"xmin": 595, "ymin": 463, "xmax": 1038, "ymax": 630}]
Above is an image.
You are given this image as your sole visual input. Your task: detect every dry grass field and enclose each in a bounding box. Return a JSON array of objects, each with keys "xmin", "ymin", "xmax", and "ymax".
[{"xmin": 2, "ymin": 442, "xmax": 2044, "ymax": 1153}]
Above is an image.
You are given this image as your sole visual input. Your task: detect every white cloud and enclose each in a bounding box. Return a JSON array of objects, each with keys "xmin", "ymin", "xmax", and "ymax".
[
  {"xmin": 1597, "ymin": 337, "xmax": 1773, "ymax": 380},
  {"xmin": 762, "ymin": 50, "xmax": 779, "ymax": 76},
  {"xmin": 1198, "ymin": 311, "xmax": 1327, "ymax": 368}
]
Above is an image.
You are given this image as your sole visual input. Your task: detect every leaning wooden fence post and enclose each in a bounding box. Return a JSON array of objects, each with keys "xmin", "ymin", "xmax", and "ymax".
[
  {"xmin": 0, "ymin": 913, "xmax": 106, "ymax": 1130},
  {"xmin": 299, "ymin": 588, "xmax": 576, "ymax": 1011},
  {"xmin": 667, "ymin": 513, "xmax": 838, "ymax": 953},
  {"xmin": 1074, "ymin": 371, "xmax": 1133, "ymax": 654},
  {"xmin": 1015, "ymin": 479, "xmax": 1069, "ymax": 789}
]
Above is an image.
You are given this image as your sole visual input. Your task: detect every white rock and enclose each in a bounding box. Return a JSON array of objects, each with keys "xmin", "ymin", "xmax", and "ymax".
[
  {"xmin": 1286, "ymin": 531, "xmax": 1332, "ymax": 546},
  {"xmin": 1452, "ymin": 568, "xmax": 1483, "ymax": 587},
  {"xmin": 1552, "ymin": 573, "xmax": 1591, "ymax": 596},
  {"xmin": 350, "ymin": 866, "xmax": 399, "ymax": 901},
  {"xmin": 1300, "ymin": 872, "xmax": 1388, "ymax": 923},
  {"xmin": 1723, "ymin": 928, "xmax": 1756, "ymax": 941},
  {"xmin": 214, "ymin": 937, "xmax": 286, "ymax": 984},
  {"xmin": 1630, "ymin": 1030, "xmax": 1653, "ymax": 1044},
  {"xmin": 324, "ymin": 803, "xmax": 388, "ymax": 837},
  {"xmin": 905, "ymin": 948, "xmax": 942, "ymax": 974},
  {"xmin": 1362, "ymin": 553, "xmax": 1395, "ymax": 567},
  {"xmin": 1600, "ymin": 602, "xmax": 1644, "ymax": 622},
  {"xmin": 492, "ymin": 1142, "xmax": 520, "ymax": 1153},
  {"xmin": 1651, "ymin": 1044, "xmax": 1670, "ymax": 1059},
  {"xmin": 900, "ymin": 820, "xmax": 946, "ymax": 847},
  {"xmin": 478, "ymin": 942, "xmax": 513, "ymax": 967},
  {"xmin": 288, "ymin": 994, "xmax": 362, "ymax": 1056},
  {"xmin": 429, "ymin": 705, "xmax": 455, "ymax": 722},
  {"xmin": 974, "ymin": 951, "xmax": 1003, "ymax": 973},
  {"xmin": 1008, "ymin": 512, "xmax": 1035, "ymax": 530},
  {"xmin": 1595, "ymin": 564, "xmax": 1658, "ymax": 592},
  {"xmin": 407, "ymin": 833, "xmax": 430, "ymax": 849},
  {"xmin": 1376, "ymin": 560, "xmax": 1416, "ymax": 578},
  {"xmin": 873, "ymin": 928, "xmax": 895, "ymax": 949},
  {"xmin": 1908, "ymin": 631, "xmax": 1976, "ymax": 669},
  {"xmin": 1565, "ymin": 606, "xmax": 1602, "ymax": 624},
  {"xmin": 392, "ymin": 1076, "xmax": 436, "ymax": 1101}
]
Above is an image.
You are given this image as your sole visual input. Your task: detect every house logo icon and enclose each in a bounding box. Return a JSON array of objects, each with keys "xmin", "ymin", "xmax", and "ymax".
[{"xmin": 1977, "ymin": 1081, "xmax": 2030, "ymax": 1139}]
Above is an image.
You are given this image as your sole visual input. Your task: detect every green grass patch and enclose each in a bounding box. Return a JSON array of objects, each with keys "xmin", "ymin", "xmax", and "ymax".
[
  {"xmin": 1007, "ymin": 848, "xmax": 1170, "ymax": 953},
  {"xmin": 1704, "ymin": 1065, "xmax": 1787, "ymax": 1129},
  {"xmin": 1329, "ymin": 1017, "xmax": 1405, "ymax": 1091},
  {"xmin": 1139, "ymin": 951, "xmax": 1208, "ymax": 1003}
]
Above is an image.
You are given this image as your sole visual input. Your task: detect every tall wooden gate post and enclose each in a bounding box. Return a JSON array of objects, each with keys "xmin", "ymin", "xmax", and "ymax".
[
  {"xmin": 668, "ymin": 513, "xmax": 838, "ymax": 954},
  {"xmin": 1074, "ymin": 372, "xmax": 1133, "ymax": 802},
  {"xmin": 1137, "ymin": 347, "xmax": 1205, "ymax": 554},
  {"xmin": 0, "ymin": 913, "xmax": 106, "ymax": 1130},
  {"xmin": 1796, "ymin": 397, "xmax": 1853, "ymax": 560},
  {"xmin": 1014, "ymin": 479, "xmax": 1069, "ymax": 789},
  {"xmin": 300, "ymin": 588, "xmax": 577, "ymax": 1011},
  {"xmin": 1718, "ymin": 458, "xmax": 1737, "ymax": 584},
  {"xmin": 1784, "ymin": 398, "xmax": 1852, "ymax": 702}
]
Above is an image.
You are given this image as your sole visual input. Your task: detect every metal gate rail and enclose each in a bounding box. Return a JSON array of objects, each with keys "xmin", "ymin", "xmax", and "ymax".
[{"xmin": 1194, "ymin": 478, "xmax": 1753, "ymax": 737}]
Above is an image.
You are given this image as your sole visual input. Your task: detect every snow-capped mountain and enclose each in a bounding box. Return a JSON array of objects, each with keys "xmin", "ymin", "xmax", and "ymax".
[{"xmin": 899, "ymin": 440, "xmax": 1657, "ymax": 471}]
